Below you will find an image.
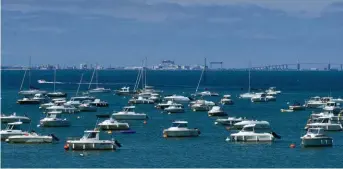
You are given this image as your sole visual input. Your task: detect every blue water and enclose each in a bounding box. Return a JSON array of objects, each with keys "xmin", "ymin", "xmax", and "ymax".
[{"xmin": 2, "ymin": 70, "xmax": 343, "ymax": 168}]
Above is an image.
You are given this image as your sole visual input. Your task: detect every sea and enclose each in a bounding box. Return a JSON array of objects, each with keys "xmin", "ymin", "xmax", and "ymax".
[{"xmin": 1, "ymin": 70, "xmax": 343, "ymax": 168}]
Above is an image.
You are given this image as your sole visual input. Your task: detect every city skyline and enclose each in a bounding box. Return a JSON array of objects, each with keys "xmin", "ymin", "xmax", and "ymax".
[{"xmin": 2, "ymin": 0, "xmax": 343, "ymax": 68}]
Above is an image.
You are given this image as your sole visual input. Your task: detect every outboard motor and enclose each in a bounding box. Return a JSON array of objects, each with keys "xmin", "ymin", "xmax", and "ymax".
[
  {"xmin": 50, "ymin": 134, "xmax": 60, "ymax": 141},
  {"xmin": 115, "ymin": 140, "xmax": 122, "ymax": 147},
  {"xmin": 195, "ymin": 128, "xmax": 201, "ymax": 135},
  {"xmin": 188, "ymin": 97, "xmax": 195, "ymax": 101},
  {"xmin": 271, "ymin": 132, "xmax": 281, "ymax": 139}
]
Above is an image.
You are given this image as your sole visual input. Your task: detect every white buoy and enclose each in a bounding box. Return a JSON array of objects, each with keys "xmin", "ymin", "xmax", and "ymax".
[
  {"xmin": 80, "ymin": 153, "xmax": 84, "ymax": 157},
  {"xmin": 37, "ymin": 125, "xmax": 40, "ymax": 127},
  {"xmin": 77, "ymin": 116, "xmax": 80, "ymax": 119}
]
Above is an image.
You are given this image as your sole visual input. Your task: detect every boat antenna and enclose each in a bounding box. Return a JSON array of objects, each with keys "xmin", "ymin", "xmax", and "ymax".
[
  {"xmin": 76, "ymin": 73, "xmax": 84, "ymax": 96},
  {"xmin": 88, "ymin": 67, "xmax": 96, "ymax": 90},
  {"xmin": 96, "ymin": 63, "xmax": 98, "ymax": 88},
  {"xmin": 145, "ymin": 57, "xmax": 147, "ymax": 88},
  {"xmin": 20, "ymin": 69, "xmax": 27, "ymax": 91},
  {"xmin": 248, "ymin": 61, "xmax": 251, "ymax": 93}
]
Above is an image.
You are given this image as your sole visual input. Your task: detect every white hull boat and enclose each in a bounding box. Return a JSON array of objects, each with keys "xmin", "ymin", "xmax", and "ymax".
[
  {"xmin": 163, "ymin": 121, "xmax": 200, "ymax": 137},
  {"xmin": 164, "ymin": 105, "xmax": 184, "ymax": 113},
  {"xmin": 301, "ymin": 128, "xmax": 333, "ymax": 147},
  {"xmin": 0, "ymin": 122, "xmax": 29, "ymax": 141},
  {"xmin": 6, "ymin": 132, "xmax": 58, "ymax": 143},
  {"xmin": 0, "ymin": 113, "xmax": 31, "ymax": 123},
  {"xmin": 112, "ymin": 106, "xmax": 148, "ymax": 120},
  {"xmin": 98, "ymin": 118, "xmax": 130, "ymax": 130},
  {"xmin": 215, "ymin": 117, "xmax": 244, "ymax": 126},
  {"xmin": 163, "ymin": 95, "xmax": 191, "ymax": 103},
  {"xmin": 208, "ymin": 106, "xmax": 227, "ymax": 117}
]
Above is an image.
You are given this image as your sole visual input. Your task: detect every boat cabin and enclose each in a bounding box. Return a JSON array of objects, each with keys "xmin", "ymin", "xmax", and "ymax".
[
  {"xmin": 223, "ymin": 95, "xmax": 231, "ymax": 99},
  {"xmin": 81, "ymin": 130, "xmax": 100, "ymax": 140},
  {"xmin": 5, "ymin": 122, "xmax": 23, "ymax": 130},
  {"xmin": 326, "ymin": 102, "xmax": 339, "ymax": 107},
  {"xmin": 307, "ymin": 128, "xmax": 325, "ymax": 135},
  {"xmin": 241, "ymin": 123, "xmax": 271, "ymax": 133},
  {"xmin": 123, "ymin": 106, "xmax": 135, "ymax": 112},
  {"xmin": 70, "ymin": 96, "xmax": 95, "ymax": 102},
  {"xmin": 46, "ymin": 111, "xmax": 63, "ymax": 118},
  {"xmin": 313, "ymin": 117, "xmax": 340, "ymax": 124},
  {"xmin": 171, "ymin": 121, "xmax": 188, "ymax": 128},
  {"xmin": 120, "ymin": 87, "xmax": 130, "ymax": 92},
  {"xmin": 309, "ymin": 96, "xmax": 321, "ymax": 102}
]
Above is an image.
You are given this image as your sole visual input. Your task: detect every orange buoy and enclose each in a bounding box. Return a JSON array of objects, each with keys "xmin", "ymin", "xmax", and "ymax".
[
  {"xmin": 64, "ymin": 144, "xmax": 69, "ymax": 150},
  {"xmin": 143, "ymin": 121, "xmax": 147, "ymax": 124},
  {"xmin": 163, "ymin": 134, "xmax": 168, "ymax": 138},
  {"xmin": 108, "ymin": 130, "xmax": 112, "ymax": 134},
  {"xmin": 290, "ymin": 143, "xmax": 296, "ymax": 148}
]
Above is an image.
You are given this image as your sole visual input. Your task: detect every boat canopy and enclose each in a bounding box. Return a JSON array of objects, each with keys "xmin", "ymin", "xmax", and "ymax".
[{"xmin": 307, "ymin": 128, "xmax": 325, "ymax": 135}]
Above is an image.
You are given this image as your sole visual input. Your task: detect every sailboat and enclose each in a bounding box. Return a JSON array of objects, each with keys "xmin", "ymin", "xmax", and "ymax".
[
  {"xmin": 18, "ymin": 57, "xmax": 47, "ymax": 96},
  {"xmin": 47, "ymin": 68, "xmax": 67, "ymax": 97},
  {"xmin": 88, "ymin": 67, "xmax": 111, "ymax": 93},
  {"xmin": 239, "ymin": 62, "xmax": 256, "ymax": 99},
  {"xmin": 193, "ymin": 59, "xmax": 219, "ymax": 97}
]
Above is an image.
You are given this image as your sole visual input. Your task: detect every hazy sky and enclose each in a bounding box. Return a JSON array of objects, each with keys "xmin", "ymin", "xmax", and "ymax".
[{"xmin": 2, "ymin": 0, "xmax": 343, "ymax": 68}]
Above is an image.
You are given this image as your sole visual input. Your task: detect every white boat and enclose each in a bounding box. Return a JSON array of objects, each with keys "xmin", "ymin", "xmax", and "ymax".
[
  {"xmin": 227, "ymin": 123, "xmax": 281, "ymax": 142},
  {"xmin": 164, "ymin": 95, "xmax": 191, "ymax": 103},
  {"xmin": 195, "ymin": 91, "xmax": 219, "ymax": 97},
  {"xmin": 240, "ymin": 65, "xmax": 255, "ymax": 99},
  {"xmin": 305, "ymin": 96, "xmax": 326, "ymax": 108},
  {"xmin": 39, "ymin": 111, "xmax": 70, "ymax": 127},
  {"xmin": 112, "ymin": 106, "xmax": 148, "ymax": 120},
  {"xmin": 164, "ymin": 105, "xmax": 184, "ymax": 113},
  {"xmin": 128, "ymin": 96, "xmax": 154, "ymax": 104},
  {"xmin": 323, "ymin": 101, "xmax": 341, "ymax": 113},
  {"xmin": 46, "ymin": 104, "xmax": 78, "ymax": 113},
  {"xmin": 266, "ymin": 94, "xmax": 276, "ymax": 101},
  {"xmin": 156, "ymin": 100, "xmax": 183, "ymax": 109},
  {"xmin": 47, "ymin": 92, "xmax": 67, "ymax": 98},
  {"xmin": 305, "ymin": 116, "xmax": 342, "ymax": 131},
  {"xmin": 114, "ymin": 86, "xmax": 135, "ymax": 95},
  {"xmin": 208, "ymin": 106, "xmax": 227, "ymax": 116},
  {"xmin": 39, "ymin": 102, "xmax": 56, "ymax": 109},
  {"xmin": 163, "ymin": 121, "xmax": 200, "ymax": 137},
  {"xmin": 66, "ymin": 130, "xmax": 121, "ymax": 150},
  {"xmin": 97, "ymin": 118, "xmax": 130, "ymax": 130},
  {"xmin": 90, "ymin": 99, "xmax": 109, "ymax": 107},
  {"xmin": 0, "ymin": 122, "xmax": 29, "ymax": 141},
  {"xmin": 301, "ymin": 128, "xmax": 333, "ymax": 147},
  {"xmin": 149, "ymin": 93, "xmax": 161, "ymax": 103},
  {"xmin": 64, "ymin": 96, "xmax": 96, "ymax": 107},
  {"xmin": 289, "ymin": 102, "xmax": 306, "ymax": 111},
  {"xmin": 17, "ymin": 97, "xmax": 41, "ymax": 104},
  {"xmin": 265, "ymin": 87, "xmax": 281, "ymax": 95},
  {"xmin": 214, "ymin": 117, "xmax": 244, "ymax": 126},
  {"xmin": 32, "ymin": 93, "xmax": 50, "ymax": 103},
  {"xmin": 190, "ymin": 100, "xmax": 216, "ymax": 106},
  {"xmin": 6, "ymin": 131, "xmax": 59, "ymax": 143},
  {"xmin": 79, "ymin": 103, "xmax": 97, "ymax": 112},
  {"xmin": 0, "ymin": 112, "xmax": 31, "ymax": 123},
  {"xmin": 18, "ymin": 67, "xmax": 47, "ymax": 96},
  {"xmin": 233, "ymin": 120, "xmax": 270, "ymax": 130},
  {"xmin": 88, "ymin": 68, "xmax": 111, "ymax": 93},
  {"xmin": 220, "ymin": 95, "xmax": 234, "ymax": 105},
  {"xmin": 251, "ymin": 93, "xmax": 268, "ymax": 103},
  {"xmin": 191, "ymin": 103, "xmax": 212, "ymax": 112}
]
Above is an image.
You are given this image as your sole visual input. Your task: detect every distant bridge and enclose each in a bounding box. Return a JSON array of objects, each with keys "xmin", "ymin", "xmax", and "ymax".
[{"xmin": 249, "ymin": 62, "xmax": 343, "ymax": 71}]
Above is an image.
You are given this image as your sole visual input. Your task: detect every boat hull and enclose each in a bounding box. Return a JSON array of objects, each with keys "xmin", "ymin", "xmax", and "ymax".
[
  {"xmin": 229, "ymin": 134, "xmax": 274, "ymax": 142},
  {"xmin": 40, "ymin": 120, "xmax": 70, "ymax": 127},
  {"xmin": 1, "ymin": 117, "xmax": 31, "ymax": 123},
  {"xmin": 113, "ymin": 114, "xmax": 147, "ymax": 120},
  {"xmin": 301, "ymin": 138, "xmax": 333, "ymax": 147},
  {"xmin": 98, "ymin": 124, "xmax": 130, "ymax": 131},
  {"xmin": 66, "ymin": 141, "xmax": 116, "ymax": 150},
  {"xmin": 163, "ymin": 129, "xmax": 200, "ymax": 137},
  {"xmin": 17, "ymin": 100, "xmax": 41, "ymax": 104},
  {"xmin": 0, "ymin": 132, "xmax": 28, "ymax": 141},
  {"xmin": 6, "ymin": 136, "xmax": 53, "ymax": 143}
]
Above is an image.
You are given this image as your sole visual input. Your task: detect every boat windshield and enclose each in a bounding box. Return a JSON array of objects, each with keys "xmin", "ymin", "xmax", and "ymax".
[
  {"xmin": 308, "ymin": 128, "xmax": 324, "ymax": 135},
  {"xmin": 327, "ymin": 103, "xmax": 336, "ymax": 106},
  {"xmin": 83, "ymin": 132, "xmax": 98, "ymax": 139},
  {"xmin": 47, "ymin": 113, "xmax": 58, "ymax": 118},
  {"xmin": 242, "ymin": 126, "xmax": 254, "ymax": 132},
  {"xmin": 172, "ymin": 123, "xmax": 188, "ymax": 128},
  {"xmin": 6, "ymin": 124, "xmax": 20, "ymax": 130}
]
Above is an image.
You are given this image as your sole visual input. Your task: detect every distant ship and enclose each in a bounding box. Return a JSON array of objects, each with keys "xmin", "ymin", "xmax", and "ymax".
[{"xmin": 38, "ymin": 80, "xmax": 64, "ymax": 84}]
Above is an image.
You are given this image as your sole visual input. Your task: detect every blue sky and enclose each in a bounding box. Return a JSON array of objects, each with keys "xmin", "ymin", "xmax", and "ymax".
[{"xmin": 2, "ymin": 0, "xmax": 343, "ymax": 68}]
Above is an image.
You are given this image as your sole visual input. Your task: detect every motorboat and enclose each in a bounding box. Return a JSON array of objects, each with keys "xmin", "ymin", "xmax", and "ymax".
[
  {"xmin": 79, "ymin": 103, "xmax": 97, "ymax": 112},
  {"xmin": 112, "ymin": 106, "xmax": 148, "ymax": 120},
  {"xmin": 208, "ymin": 106, "xmax": 227, "ymax": 117},
  {"xmin": 97, "ymin": 118, "xmax": 130, "ymax": 130},
  {"xmin": 305, "ymin": 96, "xmax": 326, "ymax": 108},
  {"xmin": 233, "ymin": 120, "xmax": 270, "ymax": 130},
  {"xmin": 265, "ymin": 87, "xmax": 281, "ymax": 95},
  {"xmin": 66, "ymin": 130, "xmax": 121, "ymax": 150},
  {"xmin": 6, "ymin": 131, "xmax": 59, "ymax": 143},
  {"xmin": 46, "ymin": 104, "xmax": 78, "ymax": 114},
  {"xmin": 301, "ymin": 128, "xmax": 333, "ymax": 147},
  {"xmin": 191, "ymin": 103, "xmax": 212, "ymax": 112},
  {"xmin": 128, "ymin": 96, "xmax": 154, "ymax": 104},
  {"xmin": 305, "ymin": 116, "xmax": 343, "ymax": 131},
  {"xmin": 32, "ymin": 93, "xmax": 50, "ymax": 103},
  {"xmin": 220, "ymin": 95, "xmax": 234, "ymax": 105},
  {"xmin": 164, "ymin": 105, "xmax": 184, "ymax": 113},
  {"xmin": 114, "ymin": 86, "xmax": 135, "ymax": 95},
  {"xmin": 195, "ymin": 91, "xmax": 219, "ymax": 97},
  {"xmin": 239, "ymin": 92, "xmax": 256, "ymax": 99},
  {"xmin": 139, "ymin": 86, "xmax": 162, "ymax": 94},
  {"xmin": 266, "ymin": 94, "xmax": 276, "ymax": 101},
  {"xmin": 227, "ymin": 123, "xmax": 281, "ymax": 142},
  {"xmin": 64, "ymin": 96, "xmax": 96, "ymax": 107},
  {"xmin": 214, "ymin": 117, "xmax": 244, "ymax": 126},
  {"xmin": 19, "ymin": 89, "xmax": 47, "ymax": 96},
  {"xmin": 17, "ymin": 97, "xmax": 41, "ymax": 104},
  {"xmin": 149, "ymin": 93, "xmax": 162, "ymax": 103},
  {"xmin": 163, "ymin": 121, "xmax": 200, "ymax": 137},
  {"xmin": 251, "ymin": 93, "xmax": 268, "ymax": 103},
  {"xmin": 331, "ymin": 97, "xmax": 343, "ymax": 103},
  {"xmin": 164, "ymin": 95, "xmax": 191, "ymax": 103},
  {"xmin": 289, "ymin": 101, "xmax": 306, "ymax": 111},
  {"xmin": 90, "ymin": 99, "xmax": 109, "ymax": 107},
  {"xmin": 155, "ymin": 101, "xmax": 183, "ymax": 109},
  {"xmin": 0, "ymin": 112, "xmax": 31, "ymax": 123},
  {"xmin": 323, "ymin": 101, "xmax": 341, "ymax": 113},
  {"xmin": 0, "ymin": 122, "xmax": 29, "ymax": 141},
  {"xmin": 39, "ymin": 111, "xmax": 70, "ymax": 127},
  {"xmin": 39, "ymin": 102, "xmax": 56, "ymax": 109},
  {"xmin": 47, "ymin": 92, "xmax": 67, "ymax": 98},
  {"xmin": 189, "ymin": 100, "xmax": 216, "ymax": 107},
  {"xmin": 89, "ymin": 87, "xmax": 111, "ymax": 93}
]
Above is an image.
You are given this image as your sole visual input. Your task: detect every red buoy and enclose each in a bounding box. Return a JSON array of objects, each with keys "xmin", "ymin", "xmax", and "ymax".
[
  {"xmin": 290, "ymin": 143, "xmax": 296, "ymax": 148},
  {"xmin": 64, "ymin": 144, "xmax": 69, "ymax": 150}
]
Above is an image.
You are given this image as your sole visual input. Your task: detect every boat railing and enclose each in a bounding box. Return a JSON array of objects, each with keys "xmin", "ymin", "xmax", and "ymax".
[{"xmin": 66, "ymin": 137, "xmax": 81, "ymax": 141}]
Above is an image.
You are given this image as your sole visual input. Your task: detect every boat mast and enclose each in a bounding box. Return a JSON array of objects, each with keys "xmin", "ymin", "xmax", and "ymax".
[
  {"xmin": 76, "ymin": 73, "xmax": 84, "ymax": 96},
  {"xmin": 96, "ymin": 67, "xmax": 98, "ymax": 88},
  {"xmin": 53, "ymin": 68, "xmax": 56, "ymax": 92},
  {"xmin": 144, "ymin": 57, "xmax": 147, "ymax": 88},
  {"xmin": 248, "ymin": 61, "xmax": 251, "ymax": 93},
  {"xmin": 195, "ymin": 64, "xmax": 205, "ymax": 93},
  {"xmin": 134, "ymin": 64, "xmax": 143, "ymax": 92},
  {"xmin": 88, "ymin": 68, "xmax": 96, "ymax": 90},
  {"xmin": 20, "ymin": 69, "xmax": 27, "ymax": 91},
  {"xmin": 28, "ymin": 56, "xmax": 31, "ymax": 89}
]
